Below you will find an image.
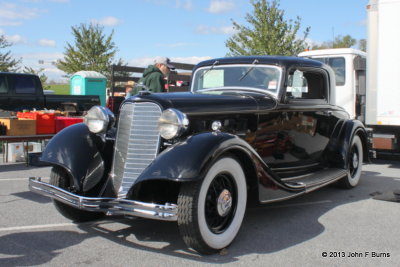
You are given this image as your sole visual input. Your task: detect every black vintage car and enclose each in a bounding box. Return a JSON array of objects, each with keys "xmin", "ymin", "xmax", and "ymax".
[{"xmin": 29, "ymin": 56, "xmax": 368, "ymax": 254}]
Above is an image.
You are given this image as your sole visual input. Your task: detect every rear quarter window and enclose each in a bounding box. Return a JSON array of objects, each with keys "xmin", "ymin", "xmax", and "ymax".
[{"xmin": 15, "ymin": 76, "xmax": 37, "ymax": 94}]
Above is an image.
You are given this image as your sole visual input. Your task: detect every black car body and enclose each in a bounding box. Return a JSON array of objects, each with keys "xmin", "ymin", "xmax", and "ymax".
[{"xmin": 29, "ymin": 56, "xmax": 368, "ymax": 254}]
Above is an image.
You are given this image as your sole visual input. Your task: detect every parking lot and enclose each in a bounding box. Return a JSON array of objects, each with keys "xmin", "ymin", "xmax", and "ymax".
[{"xmin": 0, "ymin": 160, "xmax": 399, "ymax": 266}]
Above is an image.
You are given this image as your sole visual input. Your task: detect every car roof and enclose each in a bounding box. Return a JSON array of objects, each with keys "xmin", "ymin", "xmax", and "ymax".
[
  {"xmin": 194, "ymin": 55, "xmax": 325, "ymax": 70},
  {"xmin": 0, "ymin": 72, "xmax": 39, "ymax": 77}
]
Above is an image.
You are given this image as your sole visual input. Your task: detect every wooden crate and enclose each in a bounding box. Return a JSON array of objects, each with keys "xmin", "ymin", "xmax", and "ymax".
[{"xmin": 0, "ymin": 118, "xmax": 36, "ymax": 136}]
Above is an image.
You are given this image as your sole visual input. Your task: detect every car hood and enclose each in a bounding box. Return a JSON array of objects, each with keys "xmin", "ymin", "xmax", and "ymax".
[{"xmin": 129, "ymin": 91, "xmax": 276, "ymax": 115}]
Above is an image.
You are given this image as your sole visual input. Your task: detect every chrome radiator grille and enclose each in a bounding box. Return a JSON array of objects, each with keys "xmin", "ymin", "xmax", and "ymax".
[{"xmin": 111, "ymin": 102, "xmax": 162, "ymax": 198}]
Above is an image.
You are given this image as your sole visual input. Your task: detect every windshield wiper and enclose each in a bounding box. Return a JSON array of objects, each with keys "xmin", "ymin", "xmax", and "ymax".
[
  {"xmin": 200, "ymin": 60, "xmax": 219, "ymax": 79},
  {"xmin": 239, "ymin": 59, "xmax": 259, "ymax": 81}
]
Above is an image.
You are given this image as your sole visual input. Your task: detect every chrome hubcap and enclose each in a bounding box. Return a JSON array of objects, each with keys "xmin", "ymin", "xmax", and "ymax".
[
  {"xmin": 217, "ymin": 189, "xmax": 232, "ymax": 217},
  {"xmin": 352, "ymin": 152, "xmax": 359, "ymax": 169}
]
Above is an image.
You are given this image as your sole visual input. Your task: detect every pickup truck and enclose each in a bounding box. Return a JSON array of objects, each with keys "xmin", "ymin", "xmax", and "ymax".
[{"xmin": 0, "ymin": 72, "xmax": 100, "ymax": 114}]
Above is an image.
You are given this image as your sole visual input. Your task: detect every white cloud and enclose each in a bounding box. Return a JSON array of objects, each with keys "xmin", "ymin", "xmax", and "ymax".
[
  {"xmin": 18, "ymin": 52, "xmax": 67, "ymax": 82},
  {"xmin": 48, "ymin": 0, "xmax": 70, "ymax": 3},
  {"xmin": 207, "ymin": 0, "xmax": 235, "ymax": 14},
  {"xmin": 0, "ymin": 20, "xmax": 22, "ymax": 26},
  {"xmin": 38, "ymin": 39, "xmax": 56, "ymax": 47},
  {"xmin": 18, "ymin": 52, "xmax": 63, "ymax": 61},
  {"xmin": 195, "ymin": 24, "xmax": 237, "ymax": 35},
  {"xmin": 175, "ymin": 0, "xmax": 192, "ymax": 10},
  {"xmin": 5, "ymin": 34, "xmax": 27, "ymax": 44},
  {"xmin": 0, "ymin": 3, "xmax": 44, "ymax": 26},
  {"xmin": 128, "ymin": 56, "xmax": 211, "ymax": 67},
  {"xmin": 359, "ymin": 19, "xmax": 367, "ymax": 26},
  {"xmin": 91, "ymin": 16, "xmax": 121, "ymax": 26},
  {"xmin": 170, "ymin": 56, "xmax": 212, "ymax": 65}
]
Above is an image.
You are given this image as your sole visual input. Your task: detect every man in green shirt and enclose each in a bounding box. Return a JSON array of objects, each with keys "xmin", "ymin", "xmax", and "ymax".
[{"xmin": 138, "ymin": 56, "xmax": 175, "ymax": 93}]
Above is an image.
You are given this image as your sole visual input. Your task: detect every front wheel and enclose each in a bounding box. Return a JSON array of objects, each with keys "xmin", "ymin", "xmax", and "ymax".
[
  {"xmin": 338, "ymin": 135, "xmax": 363, "ymax": 188},
  {"xmin": 50, "ymin": 166, "xmax": 105, "ymax": 222},
  {"xmin": 177, "ymin": 156, "xmax": 247, "ymax": 254}
]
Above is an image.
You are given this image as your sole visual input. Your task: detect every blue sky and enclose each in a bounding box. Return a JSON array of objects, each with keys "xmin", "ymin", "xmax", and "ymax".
[{"xmin": 0, "ymin": 0, "xmax": 368, "ymax": 82}]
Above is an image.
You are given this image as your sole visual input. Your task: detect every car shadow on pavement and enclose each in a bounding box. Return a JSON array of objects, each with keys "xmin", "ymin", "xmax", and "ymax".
[
  {"xmin": 1, "ymin": 169, "xmax": 398, "ymax": 265},
  {"xmin": 0, "ymin": 231, "xmax": 88, "ymax": 266},
  {"xmin": 11, "ymin": 191, "xmax": 51, "ymax": 204},
  {"xmin": 71, "ymin": 169, "xmax": 400, "ymax": 263},
  {"xmin": 0, "ymin": 163, "xmax": 48, "ymax": 173}
]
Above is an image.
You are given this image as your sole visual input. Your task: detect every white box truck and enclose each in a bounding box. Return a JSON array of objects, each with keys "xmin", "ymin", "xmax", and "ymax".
[{"xmin": 299, "ymin": 0, "xmax": 400, "ymax": 157}]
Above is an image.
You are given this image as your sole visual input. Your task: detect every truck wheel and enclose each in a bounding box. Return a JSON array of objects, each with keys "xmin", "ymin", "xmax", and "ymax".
[
  {"xmin": 177, "ymin": 156, "xmax": 247, "ymax": 254},
  {"xmin": 50, "ymin": 166, "xmax": 105, "ymax": 222},
  {"xmin": 338, "ymin": 135, "xmax": 363, "ymax": 189}
]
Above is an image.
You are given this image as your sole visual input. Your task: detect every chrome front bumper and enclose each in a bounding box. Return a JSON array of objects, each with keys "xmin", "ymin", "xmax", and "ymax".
[{"xmin": 29, "ymin": 177, "xmax": 178, "ymax": 221}]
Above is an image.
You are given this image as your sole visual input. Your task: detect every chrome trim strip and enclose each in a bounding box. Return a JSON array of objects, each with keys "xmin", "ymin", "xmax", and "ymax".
[
  {"xmin": 271, "ymin": 162, "xmax": 320, "ymax": 172},
  {"xmin": 29, "ymin": 178, "xmax": 177, "ymax": 221}
]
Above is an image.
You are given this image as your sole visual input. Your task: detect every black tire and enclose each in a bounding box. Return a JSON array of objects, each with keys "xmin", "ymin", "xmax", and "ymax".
[
  {"xmin": 50, "ymin": 166, "xmax": 105, "ymax": 222},
  {"xmin": 177, "ymin": 156, "xmax": 247, "ymax": 254},
  {"xmin": 337, "ymin": 135, "xmax": 363, "ymax": 189}
]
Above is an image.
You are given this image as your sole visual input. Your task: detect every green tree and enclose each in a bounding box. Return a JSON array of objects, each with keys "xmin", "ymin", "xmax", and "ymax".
[
  {"xmin": 358, "ymin": 39, "xmax": 366, "ymax": 52},
  {"xmin": 312, "ymin": 34, "xmax": 357, "ymax": 50},
  {"xmin": 22, "ymin": 66, "xmax": 50, "ymax": 89},
  {"xmin": 0, "ymin": 35, "xmax": 20, "ymax": 72},
  {"xmin": 56, "ymin": 23, "xmax": 117, "ymax": 78},
  {"xmin": 225, "ymin": 0, "xmax": 310, "ymax": 56}
]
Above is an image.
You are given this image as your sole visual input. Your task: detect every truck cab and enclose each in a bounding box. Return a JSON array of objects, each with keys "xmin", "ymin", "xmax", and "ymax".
[
  {"xmin": 0, "ymin": 72, "xmax": 100, "ymax": 115},
  {"xmin": 299, "ymin": 48, "xmax": 367, "ymax": 121},
  {"xmin": 0, "ymin": 73, "xmax": 46, "ymax": 111}
]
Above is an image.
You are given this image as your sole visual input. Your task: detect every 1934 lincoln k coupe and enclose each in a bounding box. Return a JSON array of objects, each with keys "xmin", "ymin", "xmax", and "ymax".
[{"xmin": 29, "ymin": 56, "xmax": 368, "ymax": 254}]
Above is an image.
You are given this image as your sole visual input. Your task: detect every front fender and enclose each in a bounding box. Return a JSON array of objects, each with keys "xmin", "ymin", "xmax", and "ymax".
[
  {"xmin": 136, "ymin": 132, "xmax": 253, "ymax": 182},
  {"xmin": 40, "ymin": 123, "xmax": 105, "ymax": 192}
]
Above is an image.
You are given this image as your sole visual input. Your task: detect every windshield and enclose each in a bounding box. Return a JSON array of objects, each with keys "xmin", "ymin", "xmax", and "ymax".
[{"xmin": 191, "ymin": 64, "xmax": 282, "ymax": 97}]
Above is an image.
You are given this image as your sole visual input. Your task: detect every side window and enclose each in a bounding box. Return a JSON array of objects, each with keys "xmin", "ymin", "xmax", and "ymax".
[
  {"xmin": 15, "ymin": 76, "xmax": 36, "ymax": 94},
  {"xmin": 287, "ymin": 69, "xmax": 327, "ymax": 101},
  {"xmin": 0, "ymin": 75, "xmax": 8, "ymax": 94}
]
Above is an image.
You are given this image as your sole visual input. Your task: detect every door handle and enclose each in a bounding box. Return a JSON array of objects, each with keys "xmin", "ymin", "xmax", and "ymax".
[{"xmin": 323, "ymin": 111, "xmax": 333, "ymax": 116}]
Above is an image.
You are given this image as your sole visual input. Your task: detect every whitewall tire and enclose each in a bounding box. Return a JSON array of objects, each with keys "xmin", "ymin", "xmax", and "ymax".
[
  {"xmin": 177, "ymin": 156, "xmax": 247, "ymax": 254},
  {"xmin": 338, "ymin": 135, "xmax": 363, "ymax": 188}
]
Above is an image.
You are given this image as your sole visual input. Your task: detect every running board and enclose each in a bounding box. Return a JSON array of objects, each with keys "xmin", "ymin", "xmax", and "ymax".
[{"xmin": 282, "ymin": 168, "xmax": 347, "ymax": 191}]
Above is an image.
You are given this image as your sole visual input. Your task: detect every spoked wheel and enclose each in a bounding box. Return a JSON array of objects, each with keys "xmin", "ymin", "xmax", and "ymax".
[
  {"xmin": 205, "ymin": 173, "xmax": 237, "ymax": 234},
  {"xmin": 338, "ymin": 135, "xmax": 363, "ymax": 188},
  {"xmin": 177, "ymin": 156, "xmax": 247, "ymax": 254},
  {"xmin": 50, "ymin": 166, "xmax": 105, "ymax": 222}
]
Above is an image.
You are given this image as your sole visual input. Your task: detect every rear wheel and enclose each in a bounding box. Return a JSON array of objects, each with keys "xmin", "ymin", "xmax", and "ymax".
[
  {"xmin": 50, "ymin": 166, "xmax": 105, "ymax": 222},
  {"xmin": 177, "ymin": 156, "xmax": 247, "ymax": 254},
  {"xmin": 338, "ymin": 135, "xmax": 363, "ymax": 188}
]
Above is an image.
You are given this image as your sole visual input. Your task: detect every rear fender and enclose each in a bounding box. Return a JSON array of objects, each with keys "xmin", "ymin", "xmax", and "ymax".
[
  {"xmin": 326, "ymin": 119, "xmax": 368, "ymax": 168},
  {"xmin": 40, "ymin": 123, "xmax": 105, "ymax": 192}
]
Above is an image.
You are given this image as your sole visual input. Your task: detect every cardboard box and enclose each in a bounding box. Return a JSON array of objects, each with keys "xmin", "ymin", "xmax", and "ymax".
[{"xmin": 0, "ymin": 118, "xmax": 36, "ymax": 136}]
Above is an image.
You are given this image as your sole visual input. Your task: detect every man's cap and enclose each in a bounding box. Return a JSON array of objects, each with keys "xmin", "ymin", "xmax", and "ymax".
[
  {"xmin": 154, "ymin": 56, "xmax": 175, "ymax": 69},
  {"xmin": 126, "ymin": 80, "xmax": 135, "ymax": 88}
]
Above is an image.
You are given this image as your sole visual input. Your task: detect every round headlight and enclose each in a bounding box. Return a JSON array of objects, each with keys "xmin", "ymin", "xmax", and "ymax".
[
  {"xmin": 84, "ymin": 106, "xmax": 115, "ymax": 133},
  {"xmin": 158, "ymin": 108, "xmax": 189, "ymax": 139}
]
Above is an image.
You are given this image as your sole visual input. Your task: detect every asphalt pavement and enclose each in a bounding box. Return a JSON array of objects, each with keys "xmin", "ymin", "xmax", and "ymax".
[{"xmin": 0, "ymin": 160, "xmax": 399, "ymax": 266}]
